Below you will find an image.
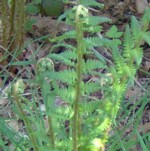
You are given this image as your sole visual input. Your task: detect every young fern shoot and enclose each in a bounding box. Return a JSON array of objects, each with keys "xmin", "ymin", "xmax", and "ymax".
[{"xmin": 72, "ymin": 5, "xmax": 86, "ymax": 151}]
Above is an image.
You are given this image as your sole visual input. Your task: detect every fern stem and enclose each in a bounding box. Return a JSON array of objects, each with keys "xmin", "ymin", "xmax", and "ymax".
[
  {"xmin": 41, "ymin": 80, "xmax": 55, "ymax": 149},
  {"xmin": 9, "ymin": 0, "xmax": 16, "ymax": 42},
  {"xmin": 1, "ymin": 0, "xmax": 8, "ymax": 48},
  {"xmin": 13, "ymin": 94, "xmax": 39, "ymax": 151},
  {"xmin": 47, "ymin": 116, "xmax": 55, "ymax": 148},
  {"xmin": 72, "ymin": 5, "xmax": 84, "ymax": 151}
]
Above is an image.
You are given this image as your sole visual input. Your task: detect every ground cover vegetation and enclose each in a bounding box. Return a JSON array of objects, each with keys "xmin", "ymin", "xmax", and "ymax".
[{"xmin": 0, "ymin": 0, "xmax": 150, "ymax": 151}]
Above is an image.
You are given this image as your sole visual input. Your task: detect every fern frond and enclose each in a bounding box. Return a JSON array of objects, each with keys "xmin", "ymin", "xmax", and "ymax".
[
  {"xmin": 111, "ymin": 81, "xmax": 127, "ymax": 98},
  {"xmin": 83, "ymin": 25, "xmax": 102, "ymax": 33},
  {"xmin": 55, "ymin": 87, "xmax": 75, "ymax": 104},
  {"xmin": 50, "ymin": 30, "xmax": 76, "ymax": 42},
  {"xmin": 142, "ymin": 8, "xmax": 150, "ymax": 29},
  {"xmin": 123, "ymin": 25, "xmax": 134, "ymax": 61},
  {"xmin": 122, "ymin": 64, "xmax": 136, "ymax": 78},
  {"xmin": 49, "ymin": 50, "xmax": 77, "ymax": 66},
  {"xmin": 83, "ymin": 59, "xmax": 104, "ymax": 73},
  {"xmin": 131, "ymin": 16, "xmax": 141, "ymax": 42},
  {"xmin": 80, "ymin": 100, "xmax": 101, "ymax": 114},
  {"xmin": 55, "ymin": 105, "xmax": 72, "ymax": 119},
  {"xmin": 85, "ymin": 36, "xmax": 111, "ymax": 48},
  {"xmin": 111, "ymin": 47, "xmax": 125, "ymax": 75},
  {"xmin": 97, "ymin": 118, "xmax": 111, "ymax": 132},
  {"xmin": 54, "ymin": 69, "xmax": 77, "ymax": 84},
  {"xmin": 131, "ymin": 47, "xmax": 143, "ymax": 66},
  {"xmin": 141, "ymin": 31, "xmax": 150, "ymax": 45},
  {"xmin": 84, "ymin": 82, "xmax": 101, "ymax": 95},
  {"xmin": 50, "ymin": 43, "xmax": 76, "ymax": 53},
  {"xmin": 88, "ymin": 16, "xmax": 111, "ymax": 26},
  {"xmin": 43, "ymin": 70, "xmax": 76, "ymax": 85},
  {"xmin": 59, "ymin": 50, "xmax": 77, "ymax": 60}
]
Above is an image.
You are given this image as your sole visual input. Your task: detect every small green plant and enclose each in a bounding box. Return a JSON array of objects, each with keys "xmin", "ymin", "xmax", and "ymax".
[
  {"xmin": 0, "ymin": 1, "xmax": 149, "ymax": 151},
  {"xmin": 35, "ymin": 2, "xmax": 150, "ymax": 150}
]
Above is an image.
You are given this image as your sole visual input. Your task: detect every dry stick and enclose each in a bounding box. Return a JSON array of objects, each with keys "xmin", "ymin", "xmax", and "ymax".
[{"xmin": 72, "ymin": 5, "xmax": 84, "ymax": 151}]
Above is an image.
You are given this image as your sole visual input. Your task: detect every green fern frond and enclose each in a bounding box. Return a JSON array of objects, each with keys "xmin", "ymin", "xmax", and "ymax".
[
  {"xmin": 85, "ymin": 37, "xmax": 111, "ymax": 48},
  {"xmin": 83, "ymin": 25, "xmax": 102, "ymax": 33},
  {"xmin": 83, "ymin": 59, "xmax": 104, "ymax": 73},
  {"xmin": 111, "ymin": 81, "xmax": 127, "ymax": 97},
  {"xmin": 50, "ymin": 30, "xmax": 76, "ymax": 42},
  {"xmin": 142, "ymin": 8, "xmax": 150, "ymax": 28},
  {"xmin": 141, "ymin": 31, "xmax": 150, "ymax": 45},
  {"xmin": 55, "ymin": 87, "xmax": 75, "ymax": 103},
  {"xmin": 58, "ymin": 50, "xmax": 77, "ymax": 60},
  {"xmin": 49, "ymin": 54, "xmax": 75, "ymax": 66},
  {"xmin": 131, "ymin": 16, "xmax": 141, "ymax": 42},
  {"xmin": 122, "ymin": 64, "xmax": 136, "ymax": 78},
  {"xmin": 55, "ymin": 106, "xmax": 72, "ymax": 119},
  {"xmin": 49, "ymin": 51, "xmax": 76, "ymax": 66},
  {"xmin": 123, "ymin": 25, "xmax": 134, "ymax": 61},
  {"xmin": 111, "ymin": 48, "xmax": 125, "ymax": 75},
  {"xmin": 131, "ymin": 47, "xmax": 143, "ymax": 66},
  {"xmin": 97, "ymin": 117, "xmax": 111, "ymax": 132},
  {"xmin": 50, "ymin": 43, "xmax": 76, "ymax": 53},
  {"xmin": 54, "ymin": 69, "xmax": 77, "ymax": 84},
  {"xmin": 43, "ymin": 70, "xmax": 76, "ymax": 85},
  {"xmin": 88, "ymin": 16, "xmax": 111, "ymax": 26},
  {"xmin": 84, "ymin": 82, "xmax": 101, "ymax": 95}
]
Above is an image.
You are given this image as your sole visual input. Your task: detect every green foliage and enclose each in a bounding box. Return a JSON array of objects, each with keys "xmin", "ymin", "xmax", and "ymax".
[
  {"xmin": 26, "ymin": 0, "xmax": 64, "ymax": 17},
  {"xmin": 79, "ymin": 0, "xmax": 103, "ymax": 8},
  {"xmin": 108, "ymin": 92, "xmax": 150, "ymax": 151},
  {"xmin": 38, "ymin": 3, "xmax": 149, "ymax": 151},
  {"xmin": 106, "ymin": 25, "xmax": 123, "ymax": 38},
  {"xmin": 0, "ymin": 1, "xmax": 149, "ymax": 151}
]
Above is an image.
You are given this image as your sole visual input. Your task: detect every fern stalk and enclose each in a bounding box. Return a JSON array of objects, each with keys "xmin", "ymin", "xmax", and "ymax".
[
  {"xmin": 72, "ymin": 5, "xmax": 84, "ymax": 151},
  {"xmin": 13, "ymin": 88, "xmax": 39, "ymax": 150},
  {"xmin": 41, "ymin": 80, "xmax": 55, "ymax": 149},
  {"xmin": 1, "ymin": 0, "xmax": 8, "ymax": 48},
  {"xmin": 47, "ymin": 116, "xmax": 55, "ymax": 148},
  {"xmin": 9, "ymin": 0, "xmax": 16, "ymax": 43}
]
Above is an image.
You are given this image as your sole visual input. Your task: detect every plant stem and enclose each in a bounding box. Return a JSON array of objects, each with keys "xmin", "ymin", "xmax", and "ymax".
[
  {"xmin": 72, "ymin": 5, "xmax": 84, "ymax": 151},
  {"xmin": 41, "ymin": 80, "xmax": 55, "ymax": 149},
  {"xmin": 9, "ymin": 0, "xmax": 16, "ymax": 41},
  {"xmin": 14, "ymin": 94, "xmax": 39, "ymax": 151},
  {"xmin": 47, "ymin": 112, "xmax": 55, "ymax": 148}
]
